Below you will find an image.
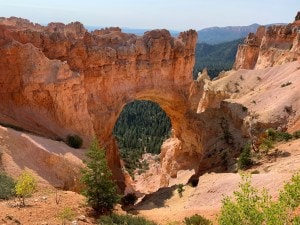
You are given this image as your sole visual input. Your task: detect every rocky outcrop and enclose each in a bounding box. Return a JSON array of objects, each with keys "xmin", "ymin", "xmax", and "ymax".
[
  {"xmin": 233, "ymin": 13, "xmax": 300, "ymax": 70},
  {"xmin": 0, "ymin": 18, "xmax": 252, "ymax": 191},
  {"xmin": 0, "ymin": 17, "xmax": 200, "ymax": 189}
]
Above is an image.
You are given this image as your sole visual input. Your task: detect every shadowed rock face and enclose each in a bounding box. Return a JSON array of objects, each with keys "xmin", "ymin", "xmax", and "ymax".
[
  {"xmin": 233, "ymin": 14, "xmax": 300, "ymax": 70},
  {"xmin": 0, "ymin": 17, "xmax": 203, "ymax": 189}
]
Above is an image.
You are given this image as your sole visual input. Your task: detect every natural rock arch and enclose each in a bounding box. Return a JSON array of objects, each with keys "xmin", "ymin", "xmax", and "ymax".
[{"xmin": 0, "ymin": 18, "xmax": 205, "ymax": 189}]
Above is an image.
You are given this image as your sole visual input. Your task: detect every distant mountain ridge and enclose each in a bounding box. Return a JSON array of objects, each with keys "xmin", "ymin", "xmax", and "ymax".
[
  {"xmin": 197, "ymin": 23, "xmax": 286, "ymax": 44},
  {"xmin": 197, "ymin": 24, "xmax": 260, "ymax": 44}
]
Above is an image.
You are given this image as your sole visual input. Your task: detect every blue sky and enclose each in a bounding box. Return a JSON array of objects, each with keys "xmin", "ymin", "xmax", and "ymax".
[{"xmin": 0, "ymin": 0, "xmax": 298, "ymax": 30}]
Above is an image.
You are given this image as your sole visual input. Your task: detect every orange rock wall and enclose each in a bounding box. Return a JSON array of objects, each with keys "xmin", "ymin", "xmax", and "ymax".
[
  {"xmin": 0, "ymin": 17, "xmax": 201, "ymax": 188},
  {"xmin": 233, "ymin": 21, "xmax": 300, "ymax": 70}
]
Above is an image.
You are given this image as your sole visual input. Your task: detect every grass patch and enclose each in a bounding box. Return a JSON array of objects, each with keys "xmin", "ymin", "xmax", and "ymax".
[{"xmin": 98, "ymin": 213, "xmax": 157, "ymax": 225}]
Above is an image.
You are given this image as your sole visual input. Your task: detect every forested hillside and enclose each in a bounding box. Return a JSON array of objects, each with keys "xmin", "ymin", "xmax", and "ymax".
[
  {"xmin": 193, "ymin": 38, "xmax": 244, "ymax": 79},
  {"xmin": 113, "ymin": 100, "xmax": 171, "ymax": 174}
]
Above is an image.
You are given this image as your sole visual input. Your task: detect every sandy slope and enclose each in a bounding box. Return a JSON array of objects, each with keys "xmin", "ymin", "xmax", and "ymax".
[
  {"xmin": 134, "ymin": 139, "xmax": 300, "ymax": 224},
  {"xmin": 213, "ymin": 61, "xmax": 300, "ymax": 131},
  {"xmin": 0, "ymin": 125, "xmax": 85, "ymax": 190}
]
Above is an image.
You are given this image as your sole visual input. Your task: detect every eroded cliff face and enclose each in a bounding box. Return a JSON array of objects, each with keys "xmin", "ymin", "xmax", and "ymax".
[
  {"xmin": 0, "ymin": 17, "xmax": 202, "ymax": 189},
  {"xmin": 233, "ymin": 14, "xmax": 300, "ymax": 70}
]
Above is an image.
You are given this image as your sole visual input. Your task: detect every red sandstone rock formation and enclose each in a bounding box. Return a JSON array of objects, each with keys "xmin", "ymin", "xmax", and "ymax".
[
  {"xmin": 0, "ymin": 17, "xmax": 201, "ymax": 189},
  {"xmin": 233, "ymin": 14, "xmax": 300, "ymax": 70}
]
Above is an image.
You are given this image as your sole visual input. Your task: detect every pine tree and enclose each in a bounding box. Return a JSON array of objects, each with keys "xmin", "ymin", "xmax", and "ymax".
[{"xmin": 81, "ymin": 139, "xmax": 120, "ymax": 213}]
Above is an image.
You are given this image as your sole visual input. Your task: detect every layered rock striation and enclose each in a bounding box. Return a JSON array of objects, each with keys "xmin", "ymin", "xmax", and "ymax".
[{"xmin": 233, "ymin": 13, "xmax": 300, "ymax": 69}]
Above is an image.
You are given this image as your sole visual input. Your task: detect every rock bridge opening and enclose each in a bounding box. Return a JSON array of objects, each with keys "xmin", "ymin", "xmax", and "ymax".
[
  {"xmin": 0, "ymin": 19, "xmax": 202, "ymax": 190},
  {"xmin": 113, "ymin": 99, "xmax": 171, "ymax": 176}
]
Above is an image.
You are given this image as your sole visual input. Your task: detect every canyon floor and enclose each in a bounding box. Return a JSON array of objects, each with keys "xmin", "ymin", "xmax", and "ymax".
[{"xmin": 1, "ymin": 125, "xmax": 299, "ymax": 225}]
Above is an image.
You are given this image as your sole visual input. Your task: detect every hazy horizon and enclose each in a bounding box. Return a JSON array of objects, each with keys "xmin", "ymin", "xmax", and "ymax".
[{"xmin": 0, "ymin": 0, "xmax": 298, "ymax": 31}]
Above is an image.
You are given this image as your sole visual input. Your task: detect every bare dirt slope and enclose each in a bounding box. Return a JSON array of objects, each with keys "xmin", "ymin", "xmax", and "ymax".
[
  {"xmin": 134, "ymin": 139, "xmax": 300, "ymax": 225},
  {"xmin": 0, "ymin": 190, "xmax": 94, "ymax": 225},
  {"xmin": 212, "ymin": 61, "xmax": 300, "ymax": 131},
  {"xmin": 0, "ymin": 125, "xmax": 85, "ymax": 191}
]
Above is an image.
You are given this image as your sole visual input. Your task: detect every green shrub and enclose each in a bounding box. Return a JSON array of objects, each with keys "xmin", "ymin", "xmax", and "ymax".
[
  {"xmin": 274, "ymin": 132, "xmax": 292, "ymax": 142},
  {"xmin": 0, "ymin": 172, "xmax": 15, "ymax": 199},
  {"xmin": 259, "ymin": 129, "xmax": 294, "ymax": 153},
  {"xmin": 238, "ymin": 142, "xmax": 252, "ymax": 170},
  {"xmin": 279, "ymin": 172, "xmax": 300, "ymax": 209},
  {"xmin": 177, "ymin": 184, "xmax": 185, "ymax": 198},
  {"xmin": 98, "ymin": 213, "xmax": 157, "ymax": 225},
  {"xmin": 15, "ymin": 170, "xmax": 37, "ymax": 206},
  {"xmin": 218, "ymin": 172, "xmax": 300, "ymax": 225},
  {"xmin": 66, "ymin": 135, "xmax": 83, "ymax": 149},
  {"xmin": 292, "ymin": 216, "xmax": 300, "ymax": 225},
  {"xmin": 293, "ymin": 130, "xmax": 300, "ymax": 139},
  {"xmin": 81, "ymin": 139, "xmax": 120, "ymax": 213},
  {"xmin": 184, "ymin": 214, "xmax": 212, "ymax": 225},
  {"xmin": 266, "ymin": 129, "xmax": 293, "ymax": 142}
]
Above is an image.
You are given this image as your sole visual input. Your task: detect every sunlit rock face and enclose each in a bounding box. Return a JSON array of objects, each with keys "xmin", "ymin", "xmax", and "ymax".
[
  {"xmin": 0, "ymin": 17, "xmax": 202, "ymax": 189},
  {"xmin": 233, "ymin": 14, "xmax": 300, "ymax": 70}
]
